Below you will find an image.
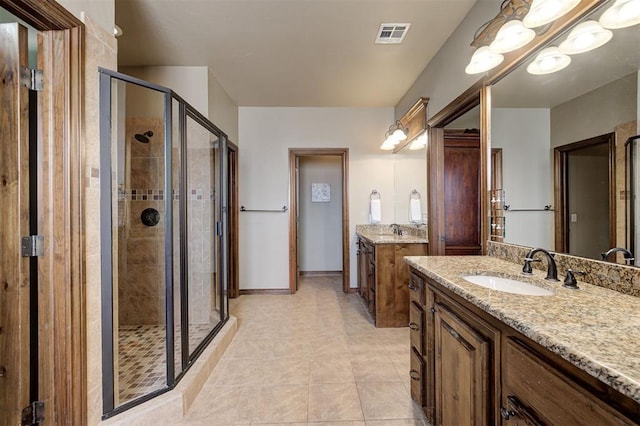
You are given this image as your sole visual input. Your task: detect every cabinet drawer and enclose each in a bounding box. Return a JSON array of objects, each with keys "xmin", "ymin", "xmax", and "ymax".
[
  {"xmin": 408, "ymin": 272, "xmax": 425, "ymax": 305},
  {"xmin": 504, "ymin": 338, "xmax": 634, "ymax": 426},
  {"xmin": 410, "ymin": 347, "xmax": 425, "ymax": 406},
  {"xmin": 409, "ymin": 301, "xmax": 424, "ymax": 355}
]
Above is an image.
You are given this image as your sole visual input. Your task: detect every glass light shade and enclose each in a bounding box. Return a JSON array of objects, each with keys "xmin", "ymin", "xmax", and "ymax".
[
  {"xmin": 380, "ymin": 140, "xmax": 395, "ymax": 150},
  {"xmin": 465, "ymin": 46, "xmax": 505, "ymax": 74},
  {"xmin": 409, "ymin": 132, "xmax": 428, "ymax": 150},
  {"xmin": 523, "ymin": 0, "xmax": 581, "ymax": 28},
  {"xmin": 489, "ymin": 20, "xmax": 536, "ymax": 53},
  {"xmin": 392, "ymin": 127, "xmax": 407, "ymax": 141},
  {"xmin": 600, "ymin": 0, "xmax": 640, "ymax": 29},
  {"xmin": 559, "ymin": 20, "xmax": 612, "ymax": 54},
  {"xmin": 527, "ymin": 46, "xmax": 571, "ymax": 74}
]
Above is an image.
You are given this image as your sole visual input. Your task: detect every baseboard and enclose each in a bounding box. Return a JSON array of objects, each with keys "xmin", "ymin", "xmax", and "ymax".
[
  {"xmin": 238, "ymin": 289, "xmax": 291, "ymax": 295},
  {"xmin": 299, "ymin": 270, "xmax": 343, "ymax": 276},
  {"xmin": 348, "ymin": 287, "xmax": 359, "ymax": 294}
]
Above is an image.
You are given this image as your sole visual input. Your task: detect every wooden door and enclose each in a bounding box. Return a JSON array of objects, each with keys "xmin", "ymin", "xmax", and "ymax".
[
  {"xmin": 0, "ymin": 22, "xmax": 32, "ymax": 425},
  {"xmin": 434, "ymin": 303, "xmax": 489, "ymax": 426},
  {"xmin": 443, "ymin": 131, "xmax": 481, "ymax": 255}
]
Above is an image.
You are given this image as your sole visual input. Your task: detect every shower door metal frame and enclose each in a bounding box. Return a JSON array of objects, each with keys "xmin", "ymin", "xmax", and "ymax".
[{"xmin": 99, "ymin": 68, "xmax": 230, "ymax": 419}]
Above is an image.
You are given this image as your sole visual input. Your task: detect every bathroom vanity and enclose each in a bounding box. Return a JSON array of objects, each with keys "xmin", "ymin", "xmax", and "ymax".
[
  {"xmin": 405, "ymin": 255, "xmax": 640, "ymax": 425},
  {"xmin": 356, "ymin": 225, "xmax": 428, "ymax": 327}
]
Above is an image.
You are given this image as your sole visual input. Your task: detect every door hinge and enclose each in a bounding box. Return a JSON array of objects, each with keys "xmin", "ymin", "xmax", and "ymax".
[
  {"xmin": 22, "ymin": 235, "xmax": 44, "ymax": 257},
  {"xmin": 21, "ymin": 401, "xmax": 45, "ymax": 425},
  {"xmin": 20, "ymin": 66, "xmax": 44, "ymax": 91}
]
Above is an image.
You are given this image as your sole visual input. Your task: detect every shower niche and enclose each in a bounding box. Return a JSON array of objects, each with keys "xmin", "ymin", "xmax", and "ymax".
[{"xmin": 99, "ymin": 69, "xmax": 231, "ymax": 417}]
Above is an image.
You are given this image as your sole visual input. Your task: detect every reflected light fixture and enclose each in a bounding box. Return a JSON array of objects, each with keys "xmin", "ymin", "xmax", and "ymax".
[
  {"xmin": 489, "ymin": 20, "xmax": 536, "ymax": 53},
  {"xmin": 600, "ymin": 0, "xmax": 640, "ymax": 29},
  {"xmin": 409, "ymin": 132, "xmax": 428, "ymax": 150},
  {"xmin": 380, "ymin": 120, "xmax": 407, "ymax": 150},
  {"xmin": 522, "ymin": 0, "xmax": 580, "ymax": 28},
  {"xmin": 526, "ymin": 46, "xmax": 571, "ymax": 74},
  {"xmin": 559, "ymin": 20, "xmax": 612, "ymax": 54},
  {"xmin": 465, "ymin": 46, "xmax": 504, "ymax": 74}
]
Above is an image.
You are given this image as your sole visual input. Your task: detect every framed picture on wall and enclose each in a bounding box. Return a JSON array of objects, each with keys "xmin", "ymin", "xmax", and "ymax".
[{"xmin": 311, "ymin": 183, "xmax": 330, "ymax": 202}]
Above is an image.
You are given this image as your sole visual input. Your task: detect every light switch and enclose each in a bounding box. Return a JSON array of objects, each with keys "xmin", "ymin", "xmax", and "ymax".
[{"xmin": 571, "ymin": 213, "xmax": 578, "ymax": 223}]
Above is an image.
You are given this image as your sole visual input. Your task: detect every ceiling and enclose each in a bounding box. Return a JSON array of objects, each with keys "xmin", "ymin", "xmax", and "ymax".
[{"xmin": 115, "ymin": 0, "xmax": 478, "ymax": 107}]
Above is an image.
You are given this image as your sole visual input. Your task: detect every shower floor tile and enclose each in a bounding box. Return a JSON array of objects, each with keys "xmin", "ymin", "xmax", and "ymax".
[{"xmin": 117, "ymin": 323, "xmax": 215, "ymax": 403}]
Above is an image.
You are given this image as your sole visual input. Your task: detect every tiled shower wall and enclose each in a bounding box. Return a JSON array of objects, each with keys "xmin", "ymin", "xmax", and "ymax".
[
  {"xmin": 119, "ymin": 118, "xmax": 166, "ymax": 325},
  {"xmin": 118, "ymin": 118, "xmax": 218, "ymax": 326}
]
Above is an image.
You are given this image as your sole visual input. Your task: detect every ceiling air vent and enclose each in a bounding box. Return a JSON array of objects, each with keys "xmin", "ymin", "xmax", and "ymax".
[{"xmin": 375, "ymin": 23, "xmax": 411, "ymax": 44}]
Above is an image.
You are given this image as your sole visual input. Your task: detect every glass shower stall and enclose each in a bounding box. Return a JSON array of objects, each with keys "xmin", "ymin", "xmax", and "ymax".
[{"xmin": 99, "ymin": 68, "xmax": 231, "ymax": 418}]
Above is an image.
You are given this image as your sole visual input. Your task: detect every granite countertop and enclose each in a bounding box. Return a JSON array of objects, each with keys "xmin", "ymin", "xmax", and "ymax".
[
  {"xmin": 358, "ymin": 232, "xmax": 429, "ymax": 245},
  {"xmin": 404, "ymin": 255, "xmax": 640, "ymax": 404},
  {"xmin": 356, "ymin": 225, "xmax": 428, "ymax": 245}
]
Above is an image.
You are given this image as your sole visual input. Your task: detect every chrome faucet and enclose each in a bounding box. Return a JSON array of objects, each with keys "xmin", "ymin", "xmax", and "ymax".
[
  {"xmin": 522, "ymin": 248, "xmax": 559, "ymax": 281},
  {"xmin": 601, "ymin": 247, "xmax": 634, "ymax": 265}
]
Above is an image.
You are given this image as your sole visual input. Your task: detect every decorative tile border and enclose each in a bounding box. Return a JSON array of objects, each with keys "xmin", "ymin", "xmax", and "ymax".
[
  {"xmin": 118, "ymin": 189, "xmax": 215, "ymax": 201},
  {"xmin": 487, "ymin": 241, "xmax": 640, "ymax": 297}
]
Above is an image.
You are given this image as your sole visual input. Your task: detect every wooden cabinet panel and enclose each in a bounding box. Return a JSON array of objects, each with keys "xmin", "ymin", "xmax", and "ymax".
[
  {"xmin": 434, "ymin": 303, "xmax": 490, "ymax": 426},
  {"xmin": 503, "ymin": 338, "xmax": 635, "ymax": 426},
  {"xmin": 409, "ymin": 271, "xmax": 425, "ymax": 305},
  {"xmin": 409, "ymin": 301, "xmax": 424, "ymax": 355},
  {"xmin": 443, "ymin": 132, "xmax": 482, "ymax": 255},
  {"xmin": 357, "ymin": 241, "xmax": 368, "ymax": 303},
  {"xmin": 410, "ymin": 347, "xmax": 425, "ymax": 406}
]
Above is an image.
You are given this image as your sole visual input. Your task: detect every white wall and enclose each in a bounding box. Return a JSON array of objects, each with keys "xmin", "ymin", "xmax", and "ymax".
[
  {"xmin": 492, "ymin": 108, "xmax": 553, "ymax": 248},
  {"xmin": 120, "ymin": 66, "xmax": 239, "ymax": 141},
  {"xmin": 551, "ymin": 73, "xmax": 637, "ymax": 149},
  {"xmin": 395, "ymin": 1, "xmax": 498, "ymax": 119},
  {"xmin": 239, "ymin": 107, "xmax": 394, "ymax": 289},
  {"xmin": 57, "ymin": 0, "xmax": 114, "ymax": 35},
  {"xmin": 299, "ymin": 156, "xmax": 343, "ymax": 272}
]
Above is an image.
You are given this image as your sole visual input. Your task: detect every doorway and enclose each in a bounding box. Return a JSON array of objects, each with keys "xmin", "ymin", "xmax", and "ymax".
[
  {"xmin": 289, "ymin": 149, "xmax": 349, "ymax": 294},
  {"xmin": 555, "ymin": 133, "xmax": 615, "ymax": 258}
]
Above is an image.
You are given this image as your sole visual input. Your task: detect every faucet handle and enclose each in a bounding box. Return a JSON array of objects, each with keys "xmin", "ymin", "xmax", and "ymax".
[{"xmin": 563, "ymin": 269, "xmax": 585, "ymax": 290}]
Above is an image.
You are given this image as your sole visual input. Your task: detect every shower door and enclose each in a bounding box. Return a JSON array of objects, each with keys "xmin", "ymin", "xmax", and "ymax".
[{"xmin": 99, "ymin": 68, "xmax": 231, "ymax": 418}]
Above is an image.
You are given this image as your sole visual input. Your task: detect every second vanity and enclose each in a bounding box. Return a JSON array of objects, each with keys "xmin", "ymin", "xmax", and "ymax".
[
  {"xmin": 405, "ymin": 254, "xmax": 640, "ymax": 425},
  {"xmin": 356, "ymin": 225, "xmax": 428, "ymax": 327}
]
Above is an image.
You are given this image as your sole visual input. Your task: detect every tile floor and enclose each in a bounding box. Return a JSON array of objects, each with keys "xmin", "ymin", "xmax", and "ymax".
[
  {"xmin": 118, "ymin": 323, "xmax": 217, "ymax": 402},
  {"xmin": 178, "ymin": 274, "xmax": 428, "ymax": 425}
]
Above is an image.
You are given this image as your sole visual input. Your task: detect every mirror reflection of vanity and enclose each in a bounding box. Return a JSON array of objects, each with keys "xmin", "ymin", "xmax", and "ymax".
[{"xmin": 489, "ymin": 1, "xmax": 639, "ymax": 263}]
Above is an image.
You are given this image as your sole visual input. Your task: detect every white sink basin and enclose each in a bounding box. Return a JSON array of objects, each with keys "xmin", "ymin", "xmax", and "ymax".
[{"xmin": 463, "ymin": 275, "xmax": 554, "ymax": 296}]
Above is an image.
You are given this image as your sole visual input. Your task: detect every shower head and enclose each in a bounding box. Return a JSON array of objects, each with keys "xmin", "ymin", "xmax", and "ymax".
[{"xmin": 134, "ymin": 130, "xmax": 153, "ymax": 144}]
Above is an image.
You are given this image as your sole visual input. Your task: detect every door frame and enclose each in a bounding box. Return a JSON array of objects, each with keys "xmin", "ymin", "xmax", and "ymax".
[
  {"xmin": 554, "ymin": 132, "xmax": 616, "ymax": 254},
  {"xmin": 0, "ymin": 1, "xmax": 85, "ymax": 424},
  {"xmin": 288, "ymin": 148, "xmax": 349, "ymax": 294},
  {"xmin": 227, "ymin": 141, "xmax": 240, "ymax": 298}
]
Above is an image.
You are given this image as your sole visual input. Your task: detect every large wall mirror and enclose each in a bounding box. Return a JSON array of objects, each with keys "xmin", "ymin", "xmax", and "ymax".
[
  {"xmin": 490, "ymin": 0, "xmax": 639, "ymax": 263},
  {"xmin": 394, "ymin": 136, "xmax": 427, "ymax": 224}
]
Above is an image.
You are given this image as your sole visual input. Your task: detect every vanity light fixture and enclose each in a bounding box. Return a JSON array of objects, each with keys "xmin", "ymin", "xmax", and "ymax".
[
  {"xmin": 559, "ymin": 20, "xmax": 612, "ymax": 54},
  {"xmin": 522, "ymin": 0, "xmax": 580, "ymax": 28},
  {"xmin": 526, "ymin": 46, "xmax": 571, "ymax": 74},
  {"xmin": 489, "ymin": 20, "xmax": 536, "ymax": 53},
  {"xmin": 380, "ymin": 121, "xmax": 407, "ymax": 150},
  {"xmin": 409, "ymin": 132, "xmax": 428, "ymax": 150},
  {"xmin": 465, "ymin": 46, "xmax": 505, "ymax": 74},
  {"xmin": 599, "ymin": 0, "xmax": 640, "ymax": 29}
]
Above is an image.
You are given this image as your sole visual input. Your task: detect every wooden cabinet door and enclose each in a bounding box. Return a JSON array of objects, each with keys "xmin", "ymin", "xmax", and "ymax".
[
  {"xmin": 443, "ymin": 131, "xmax": 481, "ymax": 255},
  {"xmin": 410, "ymin": 347, "xmax": 425, "ymax": 406},
  {"xmin": 434, "ymin": 302, "xmax": 490, "ymax": 426},
  {"xmin": 0, "ymin": 23, "xmax": 32, "ymax": 425},
  {"xmin": 357, "ymin": 240, "xmax": 368, "ymax": 302}
]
